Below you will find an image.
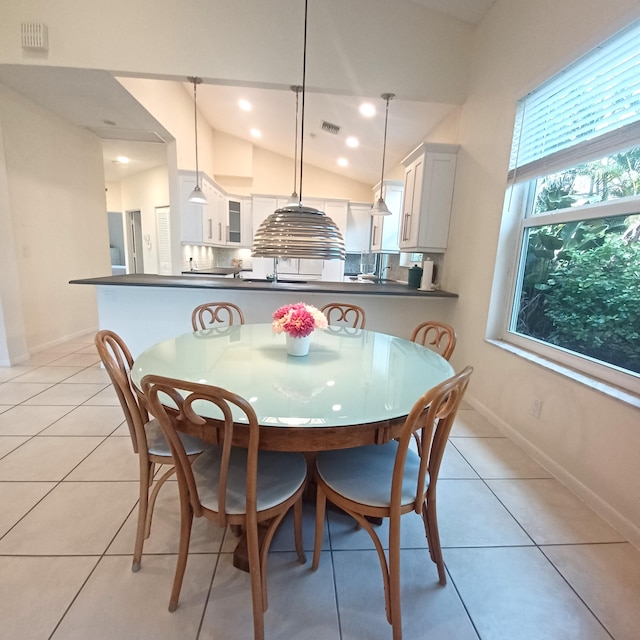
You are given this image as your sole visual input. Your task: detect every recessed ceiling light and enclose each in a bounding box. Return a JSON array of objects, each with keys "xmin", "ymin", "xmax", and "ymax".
[
  {"xmin": 116, "ymin": 156, "xmax": 131, "ymax": 164},
  {"xmin": 359, "ymin": 103, "xmax": 376, "ymax": 117},
  {"xmin": 337, "ymin": 157, "xmax": 348, "ymax": 167},
  {"xmin": 346, "ymin": 136, "xmax": 359, "ymax": 148},
  {"xmin": 239, "ymin": 99, "xmax": 252, "ymax": 111},
  {"xmin": 250, "ymin": 128, "xmax": 262, "ymax": 138}
]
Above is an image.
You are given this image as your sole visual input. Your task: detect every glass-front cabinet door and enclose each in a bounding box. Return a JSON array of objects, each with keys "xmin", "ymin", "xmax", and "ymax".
[{"xmin": 228, "ymin": 199, "xmax": 241, "ymax": 244}]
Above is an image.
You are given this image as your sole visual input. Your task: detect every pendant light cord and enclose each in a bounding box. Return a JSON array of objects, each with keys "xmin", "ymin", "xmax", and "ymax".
[
  {"xmin": 189, "ymin": 76, "xmax": 202, "ymax": 188},
  {"xmin": 292, "ymin": 85, "xmax": 300, "ymax": 196},
  {"xmin": 379, "ymin": 93, "xmax": 394, "ymax": 198},
  {"xmin": 298, "ymin": 0, "xmax": 309, "ymax": 204},
  {"xmin": 194, "ymin": 81, "xmax": 199, "ymax": 183}
]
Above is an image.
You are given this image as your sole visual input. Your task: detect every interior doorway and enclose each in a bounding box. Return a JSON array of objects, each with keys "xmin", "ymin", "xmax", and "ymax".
[
  {"xmin": 107, "ymin": 212, "xmax": 126, "ymax": 275},
  {"xmin": 127, "ymin": 210, "xmax": 145, "ymax": 274}
]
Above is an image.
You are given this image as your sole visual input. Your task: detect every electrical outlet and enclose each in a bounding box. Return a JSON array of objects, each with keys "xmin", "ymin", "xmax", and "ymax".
[{"xmin": 530, "ymin": 398, "xmax": 543, "ymax": 418}]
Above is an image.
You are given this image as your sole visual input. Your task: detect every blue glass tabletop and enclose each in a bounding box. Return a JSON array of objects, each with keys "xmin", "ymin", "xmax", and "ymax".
[{"xmin": 131, "ymin": 324, "xmax": 454, "ymax": 428}]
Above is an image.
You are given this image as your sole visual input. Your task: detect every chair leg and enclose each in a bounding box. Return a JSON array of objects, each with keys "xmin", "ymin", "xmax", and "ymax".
[
  {"xmin": 424, "ymin": 499, "xmax": 446, "ymax": 586},
  {"xmin": 348, "ymin": 510, "xmax": 393, "ymax": 626},
  {"xmin": 145, "ymin": 464, "xmax": 175, "ymax": 538},
  {"xmin": 258, "ymin": 510, "xmax": 289, "ymax": 612},
  {"xmin": 168, "ymin": 503, "xmax": 194, "ymax": 612},
  {"xmin": 388, "ymin": 517, "xmax": 403, "ymax": 640},
  {"xmin": 293, "ymin": 497, "xmax": 306, "ymax": 564},
  {"xmin": 312, "ymin": 485, "xmax": 327, "ymax": 570},
  {"xmin": 421, "ymin": 502, "xmax": 436, "ymax": 564},
  {"xmin": 246, "ymin": 519, "xmax": 265, "ymax": 640},
  {"xmin": 132, "ymin": 460, "xmax": 153, "ymax": 572}
]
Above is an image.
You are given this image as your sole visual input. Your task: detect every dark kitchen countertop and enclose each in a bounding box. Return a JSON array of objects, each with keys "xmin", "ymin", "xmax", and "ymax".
[{"xmin": 70, "ymin": 274, "xmax": 458, "ymax": 298}]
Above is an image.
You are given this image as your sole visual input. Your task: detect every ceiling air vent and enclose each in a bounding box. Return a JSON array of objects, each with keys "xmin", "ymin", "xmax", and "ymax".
[{"xmin": 321, "ymin": 120, "xmax": 341, "ymax": 135}]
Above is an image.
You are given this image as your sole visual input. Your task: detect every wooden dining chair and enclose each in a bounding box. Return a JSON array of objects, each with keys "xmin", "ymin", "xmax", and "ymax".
[
  {"xmin": 141, "ymin": 374, "xmax": 308, "ymax": 640},
  {"xmin": 95, "ymin": 330, "xmax": 208, "ymax": 572},
  {"xmin": 191, "ymin": 301, "xmax": 245, "ymax": 330},
  {"xmin": 410, "ymin": 320, "xmax": 457, "ymax": 361},
  {"xmin": 311, "ymin": 366, "xmax": 473, "ymax": 640},
  {"xmin": 320, "ymin": 302, "xmax": 366, "ymax": 329}
]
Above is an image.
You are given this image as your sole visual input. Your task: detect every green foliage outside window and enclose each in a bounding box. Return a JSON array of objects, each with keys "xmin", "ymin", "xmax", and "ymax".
[{"xmin": 514, "ymin": 148, "xmax": 640, "ymax": 375}]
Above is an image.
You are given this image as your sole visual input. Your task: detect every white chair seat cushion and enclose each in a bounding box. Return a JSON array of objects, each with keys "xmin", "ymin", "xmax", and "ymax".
[
  {"xmin": 316, "ymin": 441, "xmax": 425, "ymax": 508},
  {"xmin": 192, "ymin": 446, "xmax": 307, "ymax": 514},
  {"xmin": 145, "ymin": 419, "xmax": 207, "ymax": 457}
]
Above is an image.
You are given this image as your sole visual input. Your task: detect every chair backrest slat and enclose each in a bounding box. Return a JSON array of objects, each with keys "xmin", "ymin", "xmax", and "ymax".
[
  {"xmin": 95, "ymin": 329, "xmax": 148, "ymax": 454},
  {"xmin": 410, "ymin": 321, "xmax": 457, "ymax": 361},
  {"xmin": 191, "ymin": 302, "xmax": 245, "ymax": 330},
  {"xmin": 390, "ymin": 366, "xmax": 472, "ymax": 515},
  {"xmin": 320, "ymin": 302, "xmax": 366, "ymax": 329},
  {"xmin": 142, "ymin": 375, "xmax": 260, "ymax": 526}
]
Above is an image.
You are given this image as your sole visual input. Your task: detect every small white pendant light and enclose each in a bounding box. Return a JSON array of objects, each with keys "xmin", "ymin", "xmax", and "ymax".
[
  {"xmin": 187, "ymin": 76, "xmax": 207, "ymax": 204},
  {"xmin": 370, "ymin": 92, "xmax": 395, "ymax": 216}
]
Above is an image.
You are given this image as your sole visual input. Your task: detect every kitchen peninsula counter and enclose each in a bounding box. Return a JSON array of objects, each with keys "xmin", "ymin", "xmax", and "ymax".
[
  {"xmin": 72, "ymin": 274, "xmax": 458, "ymax": 357},
  {"xmin": 70, "ymin": 274, "xmax": 458, "ymax": 298}
]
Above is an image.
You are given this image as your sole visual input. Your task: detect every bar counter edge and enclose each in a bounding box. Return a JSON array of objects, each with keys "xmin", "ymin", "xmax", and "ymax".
[{"xmin": 71, "ymin": 274, "xmax": 458, "ymax": 357}]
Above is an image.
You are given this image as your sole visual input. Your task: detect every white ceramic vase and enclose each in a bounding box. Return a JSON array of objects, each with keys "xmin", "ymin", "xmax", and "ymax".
[{"xmin": 286, "ymin": 333, "xmax": 311, "ymax": 357}]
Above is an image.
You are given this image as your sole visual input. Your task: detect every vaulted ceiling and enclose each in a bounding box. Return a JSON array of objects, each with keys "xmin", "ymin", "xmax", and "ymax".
[{"xmin": 0, "ymin": 1, "xmax": 495, "ymax": 185}]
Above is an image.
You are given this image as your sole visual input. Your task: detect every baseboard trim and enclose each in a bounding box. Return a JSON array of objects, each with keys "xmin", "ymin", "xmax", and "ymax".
[
  {"xmin": 10, "ymin": 327, "xmax": 98, "ymax": 365},
  {"xmin": 464, "ymin": 393, "xmax": 640, "ymax": 550}
]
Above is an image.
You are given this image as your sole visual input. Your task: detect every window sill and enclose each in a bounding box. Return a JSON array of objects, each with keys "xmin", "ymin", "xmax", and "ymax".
[{"xmin": 485, "ymin": 338, "xmax": 640, "ymax": 410}]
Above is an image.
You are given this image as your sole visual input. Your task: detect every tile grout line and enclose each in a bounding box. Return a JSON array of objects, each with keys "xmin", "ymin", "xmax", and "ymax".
[
  {"xmin": 0, "ymin": 345, "xmax": 116, "ymax": 542},
  {"xmin": 446, "ymin": 437, "xmax": 620, "ymax": 640},
  {"xmin": 325, "ymin": 511, "xmax": 345, "ymax": 640}
]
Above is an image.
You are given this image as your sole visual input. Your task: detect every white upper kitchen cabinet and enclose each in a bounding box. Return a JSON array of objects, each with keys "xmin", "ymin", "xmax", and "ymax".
[
  {"xmin": 227, "ymin": 196, "xmax": 252, "ymax": 247},
  {"xmin": 370, "ymin": 181, "xmax": 403, "ymax": 253},
  {"xmin": 202, "ymin": 179, "xmax": 218, "ymax": 245},
  {"xmin": 320, "ymin": 199, "xmax": 348, "ymax": 282},
  {"xmin": 345, "ymin": 203, "xmax": 372, "ymax": 253},
  {"xmin": 180, "ymin": 172, "xmax": 207, "ymax": 245},
  {"xmin": 399, "ymin": 143, "xmax": 458, "ymax": 252},
  {"xmin": 179, "ymin": 171, "xmax": 218, "ymax": 246},
  {"xmin": 180, "ymin": 171, "xmax": 252, "ymax": 247}
]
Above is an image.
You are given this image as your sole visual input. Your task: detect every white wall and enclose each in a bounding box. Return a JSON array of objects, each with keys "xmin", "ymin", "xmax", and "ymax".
[
  {"xmin": 447, "ymin": 0, "xmax": 640, "ymax": 544},
  {"xmin": 249, "ymin": 146, "xmax": 372, "ymax": 202},
  {"xmin": 0, "ymin": 83, "xmax": 110, "ymax": 356},
  {"xmin": 0, "ymin": 111, "xmax": 28, "ymax": 364},
  {"xmin": 118, "ymin": 165, "xmax": 171, "ymax": 274},
  {"xmin": 119, "ymin": 77, "xmax": 374, "ymax": 203},
  {"xmin": 0, "ymin": 1, "xmax": 473, "ymax": 104}
]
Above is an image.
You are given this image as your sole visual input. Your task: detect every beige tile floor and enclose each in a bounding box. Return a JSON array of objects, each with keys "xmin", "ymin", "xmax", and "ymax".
[{"xmin": 1, "ymin": 333, "xmax": 639, "ymax": 640}]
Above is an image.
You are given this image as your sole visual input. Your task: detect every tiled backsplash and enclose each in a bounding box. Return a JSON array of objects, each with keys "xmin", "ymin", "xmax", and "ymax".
[
  {"xmin": 182, "ymin": 245, "xmax": 254, "ymax": 271},
  {"xmin": 182, "ymin": 246, "xmax": 443, "ymax": 286}
]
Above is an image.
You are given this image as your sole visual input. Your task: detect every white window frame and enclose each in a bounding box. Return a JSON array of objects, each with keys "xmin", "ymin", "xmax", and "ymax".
[
  {"xmin": 498, "ymin": 185, "xmax": 640, "ymax": 397},
  {"xmin": 490, "ymin": 21, "xmax": 640, "ymax": 400}
]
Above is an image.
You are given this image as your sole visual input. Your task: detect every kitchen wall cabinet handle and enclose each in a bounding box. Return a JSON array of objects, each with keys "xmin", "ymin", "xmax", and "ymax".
[
  {"xmin": 218, "ymin": 222, "xmax": 222, "ymax": 241},
  {"xmin": 208, "ymin": 219, "xmax": 212, "ymax": 239},
  {"xmin": 402, "ymin": 213, "xmax": 411, "ymax": 241}
]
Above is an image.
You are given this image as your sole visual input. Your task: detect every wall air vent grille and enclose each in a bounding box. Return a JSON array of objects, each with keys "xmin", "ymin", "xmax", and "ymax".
[
  {"xmin": 321, "ymin": 121, "xmax": 341, "ymax": 135},
  {"xmin": 21, "ymin": 22, "xmax": 48, "ymax": 51}
]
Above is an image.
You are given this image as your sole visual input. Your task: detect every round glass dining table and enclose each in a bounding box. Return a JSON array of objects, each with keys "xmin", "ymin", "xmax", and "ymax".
[{"xmin": 131, "ymin": 323, "xmax": 454, "ymax": 452}]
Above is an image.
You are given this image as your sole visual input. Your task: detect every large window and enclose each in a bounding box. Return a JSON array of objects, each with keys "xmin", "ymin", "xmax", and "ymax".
[{"xmin": 499, "ymin": 21, "xmax": 640, "ymax": 394}]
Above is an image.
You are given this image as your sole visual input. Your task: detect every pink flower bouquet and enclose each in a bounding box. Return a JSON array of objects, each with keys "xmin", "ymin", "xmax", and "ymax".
[{"xmin": 272, "ymin": 302, "xmax": 328, "ymax": 338}]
